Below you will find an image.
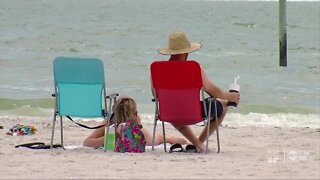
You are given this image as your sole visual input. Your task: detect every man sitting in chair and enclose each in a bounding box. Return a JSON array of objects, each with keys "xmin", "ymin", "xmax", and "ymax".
[{"xmin": 154, "ymin": 31, "xmax": 240, "ymax": 153}]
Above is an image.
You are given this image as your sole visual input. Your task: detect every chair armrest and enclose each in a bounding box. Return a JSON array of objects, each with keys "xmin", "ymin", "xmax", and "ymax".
[
  {"xmin": 106, "ymin": 93, "xmax": 119, "ymax": 99},
  {"xmin": 206, "ymin": 97, "xmax": 215, "ymax": 102},
  {"xmin": 104, "ymin": 93, "xmax": 119, "ymax": 119}
]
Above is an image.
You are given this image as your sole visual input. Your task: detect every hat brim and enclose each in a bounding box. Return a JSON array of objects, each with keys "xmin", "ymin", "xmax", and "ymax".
[{"xmin": 158, "ymin": 42, "xmax": 202, "ymax": 55}]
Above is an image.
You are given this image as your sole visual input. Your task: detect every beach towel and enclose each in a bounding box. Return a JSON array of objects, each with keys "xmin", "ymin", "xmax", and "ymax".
[{"xmin": 115, "ymin": 118, "xmax": 146, "ymax": 153}]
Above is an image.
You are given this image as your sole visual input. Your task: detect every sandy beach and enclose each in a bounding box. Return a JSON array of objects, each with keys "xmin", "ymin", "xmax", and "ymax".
[
  {"xmin": 0, "ymin": 0, "xmax": 319, "ymax": 179},
  {"xmin": 0, "ymin": 116, "xmax": 319, "ymax": 179}
]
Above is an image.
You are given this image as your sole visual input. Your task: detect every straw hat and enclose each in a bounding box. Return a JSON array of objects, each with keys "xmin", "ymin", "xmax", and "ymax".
[{"xmin": 158, "ymin": 32, "xmax": 202, "ymax": 55}]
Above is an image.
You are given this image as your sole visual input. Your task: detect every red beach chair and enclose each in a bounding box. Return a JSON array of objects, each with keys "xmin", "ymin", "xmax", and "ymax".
[{"xmin": 150, "ymin": 60, "xmax": 220, "ymax": 153}]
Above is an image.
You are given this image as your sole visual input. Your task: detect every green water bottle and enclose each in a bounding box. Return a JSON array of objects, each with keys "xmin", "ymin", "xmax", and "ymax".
[{"xmin": 104, "ymin": 125, "xmax": 115, "ymax": 151}]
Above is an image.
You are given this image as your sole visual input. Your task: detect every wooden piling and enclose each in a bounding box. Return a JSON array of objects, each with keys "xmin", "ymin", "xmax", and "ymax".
[{"xmin": 279, "ymin": 0, "xmax": 287, "ymax": 67}]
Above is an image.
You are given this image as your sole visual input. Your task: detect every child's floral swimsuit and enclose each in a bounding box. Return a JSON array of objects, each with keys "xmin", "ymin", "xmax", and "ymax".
[{"xmin": 115, "ymin": 118, "xmax": 146, "ymax": 153}]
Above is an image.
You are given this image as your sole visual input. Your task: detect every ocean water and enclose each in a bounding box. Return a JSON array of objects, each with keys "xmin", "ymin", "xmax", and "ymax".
[{"xmin": 0, "ymin": 0, "xmax": 319, "ymax": 128}]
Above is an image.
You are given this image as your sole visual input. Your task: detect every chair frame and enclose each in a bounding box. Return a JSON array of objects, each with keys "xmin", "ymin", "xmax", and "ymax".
[{"xmin": 151, "ymin": 61, "xmax": 220, "ymax": 154}]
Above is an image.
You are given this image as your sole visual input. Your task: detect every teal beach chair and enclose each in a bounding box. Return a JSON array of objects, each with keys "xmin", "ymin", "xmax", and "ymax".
[{"xmin": 51, "ymin": 57, "xmax": 117, "ymax": 149}]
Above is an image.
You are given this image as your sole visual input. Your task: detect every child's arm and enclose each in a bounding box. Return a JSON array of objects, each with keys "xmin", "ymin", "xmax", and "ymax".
[{"xmin": 83, "ymin": 120, "xmax": 106, "ymax": 148}]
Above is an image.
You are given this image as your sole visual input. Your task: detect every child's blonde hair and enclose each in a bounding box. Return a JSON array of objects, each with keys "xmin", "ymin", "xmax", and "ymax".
[{"xmin": 113, "ymin": 96, "xmax": 137, "ymax": 124}]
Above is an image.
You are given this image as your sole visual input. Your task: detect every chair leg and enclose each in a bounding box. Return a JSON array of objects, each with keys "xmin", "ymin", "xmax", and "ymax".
[
  {"xmin": 215, "ymin": 117, "xmax": 220, "ymax": 153},
  {"xmin": 205, "ymin": 127, "xmax": 210, "ymax": 154},
  {"xmin": 60, "ymin": 116, "xmax": 65, "ymax": 149},
  {"xmin": 152, "ymin": 102, "xmax": 159, "ymax": 151},
  {"xmin": 50, "ymin": 114, "xmax": 57, "ymax": 149},
  {"xmin": 152, "ymin": 116, "xmax": 157, "ymax": 151},
  {"xmin": 215, "ymin": 101, "xmax": 220, "ymax": 153},
  {"xmin": 104, "ymin": 118, "xmax": 111, "ymax": 152},
  {"xmin": 205, "ymin": 101, "xmax": 212, "ymax": 154},
  {"xmin": 162, "ymin": 121, "xmax": 167, "ymax": 152}
]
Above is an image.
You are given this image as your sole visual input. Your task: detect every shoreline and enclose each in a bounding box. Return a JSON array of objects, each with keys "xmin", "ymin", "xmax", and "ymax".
[
  {"xmin": 1, "ymin": 113, "xmax": 319, "ymax": 129},
  {"xmin": 1, "ymin": 116, "xmax": 319, "ymax": 179}
]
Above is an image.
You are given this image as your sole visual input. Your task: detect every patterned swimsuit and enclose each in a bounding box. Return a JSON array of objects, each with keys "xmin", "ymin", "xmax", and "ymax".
[{"xmin": 115, "ymin": 118, "xmax": 146, "ymax": 153}]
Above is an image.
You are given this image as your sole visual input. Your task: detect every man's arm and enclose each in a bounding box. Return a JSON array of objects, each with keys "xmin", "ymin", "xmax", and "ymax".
[{"xmin": 201, "ymin": 67, "xmax": 239, "ymax": 103}]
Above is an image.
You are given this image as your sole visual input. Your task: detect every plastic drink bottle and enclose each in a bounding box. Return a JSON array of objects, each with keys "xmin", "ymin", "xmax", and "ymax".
[
  {"xmin": 104, "ymin": 124, "xmax": 115, "ymax": 151},
  {"xmin": 227, "ymin": 76, "xmax": 240, "ymax": 108}
]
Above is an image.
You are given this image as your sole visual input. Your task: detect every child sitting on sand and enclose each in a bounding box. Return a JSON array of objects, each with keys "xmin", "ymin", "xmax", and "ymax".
[
  {"xmin": 113, "ymin": 96, "xmax": 146, "ymax": 152},
  {"xmin": 83, "ymin": 96, "xmax": 187, "ymax": 149}
]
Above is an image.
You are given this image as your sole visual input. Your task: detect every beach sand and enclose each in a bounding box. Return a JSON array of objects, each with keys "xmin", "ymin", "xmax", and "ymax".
[{"xmin": 0, "ymin": 116, "xmax": 319, "ymax": 179}]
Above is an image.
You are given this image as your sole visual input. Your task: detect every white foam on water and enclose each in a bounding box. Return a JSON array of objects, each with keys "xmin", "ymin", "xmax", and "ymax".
[
  {"xmin": 1, "ymin": 112, "xmax": 318, "ymax": 129},
  {"xmin": 224, "ymin": 113, "xmax": 320, "ymax": 128},
  {"xmin": 28, "ymin": 112, "xmax": 320, "ymax": 129},
  {"xmin": 139, "ymin": 113, "xmax": 320, "ymax": 129}
]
